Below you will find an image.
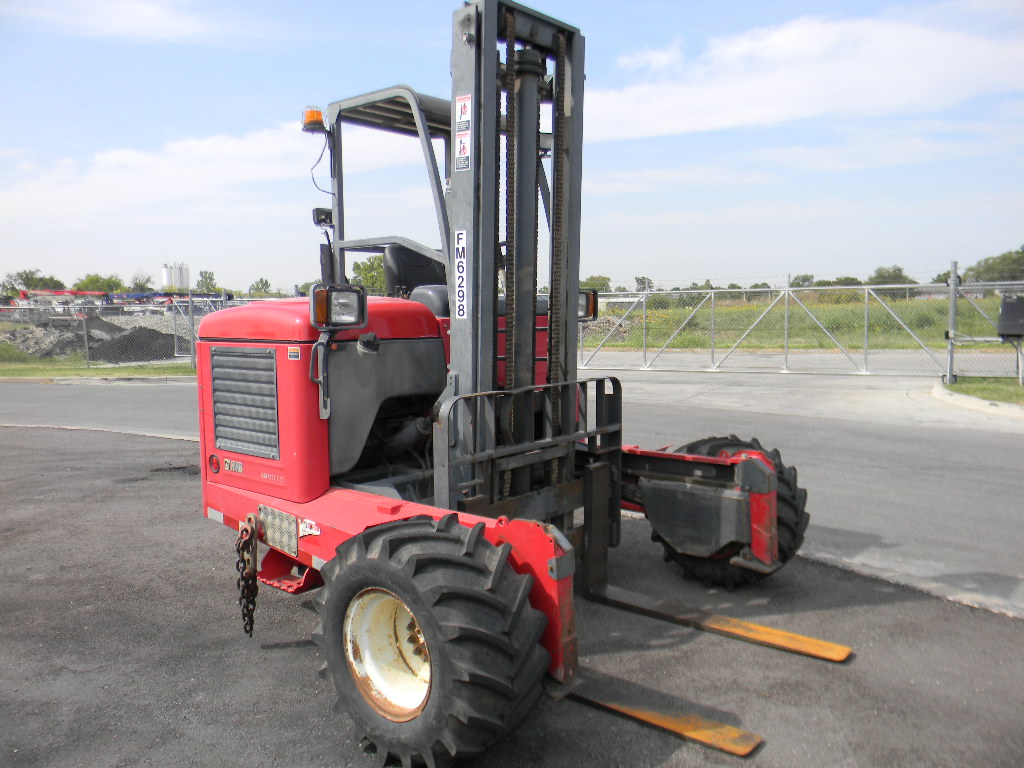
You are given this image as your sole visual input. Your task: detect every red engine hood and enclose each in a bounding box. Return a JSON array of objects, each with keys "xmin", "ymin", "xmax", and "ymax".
[{"xmin": 198, "ymin": 297, "xmax": 441, "ymax": 342}]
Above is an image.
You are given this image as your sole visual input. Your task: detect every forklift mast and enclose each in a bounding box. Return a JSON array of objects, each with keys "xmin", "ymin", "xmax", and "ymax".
[
  {"xmin": 445, "ymin": 0, "xmax": 584, "ymax": 399},
  {"xmin": 316, "ymin": 0, "xmax": 600, "ymax": 526}
]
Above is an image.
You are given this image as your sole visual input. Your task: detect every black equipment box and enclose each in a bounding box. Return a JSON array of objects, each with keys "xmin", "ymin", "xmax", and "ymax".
[{"xmin": 997, "ymin": 295, "xmax": 1024, "ymax": 340}]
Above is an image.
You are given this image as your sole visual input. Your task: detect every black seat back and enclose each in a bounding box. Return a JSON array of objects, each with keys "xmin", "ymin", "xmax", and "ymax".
[
  {"xmin": 409, "ymin": 285, "xmax": 450, "ymax": 317},
  {"xmin": 384, "ymin": 245, "xmax": 447, "ymax": 297}
]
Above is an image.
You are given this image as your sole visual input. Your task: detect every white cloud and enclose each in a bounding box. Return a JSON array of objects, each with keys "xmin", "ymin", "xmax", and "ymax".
[
  {"xmin": 616, "ymin": 41, "xmax": 684, "ymax": 73},
  {"xmin": 0, "ymin": 0, "xmax": 271, "ymax": 42},
  {"xmin": 0, "ymin": 124, "xmax": 433, "ymax": 287},
  {"xmin": 0, "ymin": 124, "xmax": 425, "ymax": 224},
  {"xmin": 751, "ymin": 116, "xmax": 1021, "ymax": 171},
  {"xmin": 603, "ymin": 197, "xmax": 864, "ymax": 228},
  {"xmin": 897, "ymin": 0, "xmax": 1024, "ymax": 33},
  {"xmin": 584, "ymin": 165, "xmax": 777, "ymax": 195},
  {"xmin": 580, "ymin": 188, "xmax": 1024, "ymax": 286},
  {"xmin": 587, "ymin": 9, "xmax": 1024, "ymax": 141}
]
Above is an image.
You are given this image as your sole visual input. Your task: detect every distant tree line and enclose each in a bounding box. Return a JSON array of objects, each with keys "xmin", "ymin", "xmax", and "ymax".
[
  {"xmin": 1, "ymin": 268, "xmax": 293, "ymax": 298},
  {"xmin": 5, "ymin": 245, "xmax": 1020, "ymax": 302},
  {"xmin": 1, "ymin": 268, "xmax": 155, "ymax": 294},
  {"xmin": 581, "ymin": 245, "xmax": 1023, "ymax": 295}
]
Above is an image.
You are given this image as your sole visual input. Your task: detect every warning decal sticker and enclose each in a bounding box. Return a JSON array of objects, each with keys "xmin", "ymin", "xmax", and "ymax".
[{"xmin": 455, "ymin": 94, "xmax": 471, "ymax": 173}]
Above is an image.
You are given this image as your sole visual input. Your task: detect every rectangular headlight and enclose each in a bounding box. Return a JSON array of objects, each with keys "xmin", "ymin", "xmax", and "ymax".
[
  {"xmin": 310, "ymin": 284, "xmax": 367, "ymax": 331},
  {"xmin": 577, "ymin": 288, "xmax": 598, "ymax": 322},
  {"xmin": 329, "ymin": 289, "xmax": 362, "ymax": 324}
]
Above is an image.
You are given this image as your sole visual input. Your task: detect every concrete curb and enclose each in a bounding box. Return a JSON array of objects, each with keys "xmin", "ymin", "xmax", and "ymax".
[
  {"xmin": 0, "ymin": 375, "xmax": 196, "ymax": 384},
  {"xmin": 931, "ymin": 383, "xmax": 1024, "ymax": 419},
  {"xmin": 0, "ymin": 422, "xmax": 199, "ymax": 442},
  {"xmin": 801, "ymin": 549, "xmax": 1022, "ymax": 620}
]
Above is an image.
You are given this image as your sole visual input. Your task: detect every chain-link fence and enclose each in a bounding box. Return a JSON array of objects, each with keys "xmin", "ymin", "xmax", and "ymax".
[
  {"xmin": 580, "ymin": 281, "xmax": 1024, "ymax": 377},
  {"xmin": 3, "ymin": 280, "xmax": 1021, "ymax": 379},
  {"xmin": 0, "ymin": 298, "xmax": 247, "ymax": 371}
]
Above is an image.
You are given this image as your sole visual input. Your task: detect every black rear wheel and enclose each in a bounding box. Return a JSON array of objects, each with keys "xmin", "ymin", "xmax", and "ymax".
[
  {"xmin": 653, "ymin": 435, "xmax": 809, "ymax": 588},
  {"xmin": 312, "ymin": 514, "xmax": 549, "ymax": 767}
]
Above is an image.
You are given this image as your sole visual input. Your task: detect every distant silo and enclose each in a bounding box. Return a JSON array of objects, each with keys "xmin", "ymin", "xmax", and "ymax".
[{"xmin": 161, "ymin": 262, "xmax": 190, "ymax": 290}]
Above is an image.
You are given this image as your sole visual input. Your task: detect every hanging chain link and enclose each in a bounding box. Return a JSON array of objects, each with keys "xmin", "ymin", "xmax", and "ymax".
[{"xmin": 235, "ymin": 513, "xmax": 259, "ymax": 637}]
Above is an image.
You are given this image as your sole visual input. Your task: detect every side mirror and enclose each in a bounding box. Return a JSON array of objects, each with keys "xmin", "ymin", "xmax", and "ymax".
[
  {"xmin": 310, "ymin": 284, "xmax": 367, "ymax": 331},
  {"xmin": 577, "ymin": 288, "xmax": 599, "ymax": 322}
]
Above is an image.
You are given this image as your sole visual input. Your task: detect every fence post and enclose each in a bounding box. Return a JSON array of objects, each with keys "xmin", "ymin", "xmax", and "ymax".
[
  {"xmin": 863, "ymin": 287, "xmax": 870, "ymax": 372},
  {"xmin": 945, "ymin": 260, "xmax": 959, "ymax": 384},
  {"xmin": 642, "ymin": 291, "xmax": 648, "ymax": 368},
  {"xmin": 188, "ymin": 291, "xmax": 196, "ymax": 370},
  {"xmin": 83, "ymin": 315, "xmax": 90, "ymax": 367},
  {"xmin": 710, "ymin": 291, "xmax": 716, "ymax": 368},
  {"xmin": 783, "ymin": 277, "xmax": 790, "ymax": 372}
]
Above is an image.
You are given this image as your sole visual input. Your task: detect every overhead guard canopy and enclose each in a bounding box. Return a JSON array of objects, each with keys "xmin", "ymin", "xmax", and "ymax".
[{"xmin": 326, "ymin": 86, "xmax": 452, "ymax": 139}]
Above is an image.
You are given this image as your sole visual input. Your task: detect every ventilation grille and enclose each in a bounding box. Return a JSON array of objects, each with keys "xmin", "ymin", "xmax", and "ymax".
[{"xmin": 210, "ymin": 346, "xmax": 279, "ymax": 460}]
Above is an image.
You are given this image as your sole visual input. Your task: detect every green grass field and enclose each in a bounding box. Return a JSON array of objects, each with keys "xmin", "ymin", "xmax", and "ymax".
[
  {"xmin": 947, "ymin": 377, "xmax": 1024, "ymax": 406},
  {"xmin": 586, "ymin": 294, "xmax": 1002, "ymax": 352},
  {"xmin": 0, "ymin": 342, "xmax": 195, "ymax": 378},
  {"xmin": 0, "ymin": 360, "xmax": 196, "ymax": 378}
]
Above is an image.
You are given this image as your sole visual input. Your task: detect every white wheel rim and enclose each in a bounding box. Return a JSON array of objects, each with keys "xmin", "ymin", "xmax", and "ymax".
[{"xmin": 343, "ymin": 588, "xmax": 431, "ymax": 721}]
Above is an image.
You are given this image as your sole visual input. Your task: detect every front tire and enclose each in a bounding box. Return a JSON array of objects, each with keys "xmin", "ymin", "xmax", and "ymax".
[{"xmin": 312, "ymin": 514, "xmax": 549, "ymax": 767}]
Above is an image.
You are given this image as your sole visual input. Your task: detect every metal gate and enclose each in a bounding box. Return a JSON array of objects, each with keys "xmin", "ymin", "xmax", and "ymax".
[{"xmin": 579, "ymin": 280, "xmax": 1024, "ymax": 377}]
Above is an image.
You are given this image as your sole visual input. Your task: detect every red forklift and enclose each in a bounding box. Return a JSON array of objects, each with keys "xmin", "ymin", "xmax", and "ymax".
[{"xmin": 197, "ymin": 2, "xmax": 849, "ymax": 764}]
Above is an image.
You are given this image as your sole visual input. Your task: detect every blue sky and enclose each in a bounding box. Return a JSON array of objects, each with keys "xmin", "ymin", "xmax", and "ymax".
[{"xmin": 1, "ymin": 0, "xmax": 1021, "ymax": 292}]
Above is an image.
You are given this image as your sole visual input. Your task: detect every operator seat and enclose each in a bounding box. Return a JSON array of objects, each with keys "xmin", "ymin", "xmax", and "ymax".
[
  {"xmin": 384, "ymin": 245, "xmax": 447, "ymax": 298},
  {"xmin": 409, "ymin": 285, "xmax": 450, "ymax": 317},
  {"xmin": 407, "ymin": 288, "xmax": 551, "ymax": 319}
]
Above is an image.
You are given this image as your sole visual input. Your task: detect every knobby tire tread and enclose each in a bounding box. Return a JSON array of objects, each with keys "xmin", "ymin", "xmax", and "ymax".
[{"xmin": 312, "ymin": 516, "xmax": 549, "ymax": 767}]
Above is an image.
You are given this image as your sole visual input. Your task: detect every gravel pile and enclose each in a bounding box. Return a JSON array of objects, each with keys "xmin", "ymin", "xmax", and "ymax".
[
  {"xmin": 1, "ymin": 324, "xmax": 84, "ymax": 357},
  {"xmin": 0, "ymin": 317, "xmax": 187, "ymax": 362},
  {"xmin": 103, "ymin": 313, "xmax": 193, "ymax": 333},
  {"xmin": 584, "ymin": 315, "xmax": 636, "ymax": 341},
  {"xmin": 91, "ymin": 327, "xmax": 179, "ymax": 363}
]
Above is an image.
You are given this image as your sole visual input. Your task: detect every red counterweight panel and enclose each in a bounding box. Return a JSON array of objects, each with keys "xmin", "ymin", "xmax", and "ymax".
[
  {"xmin": 198, "ymin": 339, "xmax": 329, "ymax": 504},
  {"xmin": 198, "ymin": 297, "xmax": 445, "ymax": 507}
]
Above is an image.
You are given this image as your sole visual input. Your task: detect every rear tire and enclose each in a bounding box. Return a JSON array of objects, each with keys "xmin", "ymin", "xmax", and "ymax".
[
  {"xmin": 312, "ymin": 514, "xmax": 549, "ymax": 767},
  {"xmin": 653, "ymin": 435, "xmax": 809, "ymax": 588}
]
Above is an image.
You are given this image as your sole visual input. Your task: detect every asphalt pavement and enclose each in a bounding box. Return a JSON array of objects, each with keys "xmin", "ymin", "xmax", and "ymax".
[
  {"xmin": 2, "ymin": 425, "xmax": 1022, "ymax": 768},
  {"xmin": 2, "ymin": 372, "xmax": 1021, "ymax": 615},
  {"xmin": 599, "ymin": 370, "xmax": 1024, "ymax": 618}
]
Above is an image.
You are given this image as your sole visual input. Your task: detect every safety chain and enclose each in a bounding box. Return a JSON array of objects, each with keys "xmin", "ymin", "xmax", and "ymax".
[{"xmin": 235, "ymin": 513, "xmax": 259, "ymax": 637}]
